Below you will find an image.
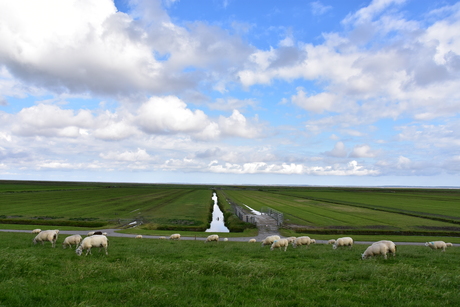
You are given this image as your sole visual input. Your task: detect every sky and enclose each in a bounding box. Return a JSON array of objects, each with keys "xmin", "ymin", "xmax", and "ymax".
[{"xmin": 1, "ymin": 0, "xmax": 460, "ymax": 187}]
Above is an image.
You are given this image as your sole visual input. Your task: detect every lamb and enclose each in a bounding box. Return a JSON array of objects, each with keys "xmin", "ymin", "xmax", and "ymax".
[
  {"xmin": 332, "ymin": 237, "xmax": 353, "ymax": 249},
  {"xmin": 62, "ymin": 234, "xmax": 82, "ymax": 249},
  {"xmin": 261, "ymin": 235, "xmax": 281, "ymax": 247},
  {"xmin": 205, "ymin": 234, "xmax": 219, "ymax": 243},
  {"xmin": 33, "ymin": 230, "xmax": 58, "ymax": 248},
  {"xmin": 425, "ymin": 241, "xmax": 451, "ymax": 252},
  {"xmin": 169, "ymin": 233, "xmax": 181, "ymax": 240},
  {"xmin": 248, "ymin": 239, "xmax": 257, "ymax": 243},
  {"xmin": 373, "ymin": 240, "xmax": 396, "ymax": 257},
  {"xmin": 270, "ymin": 239, "xmax": 289, "ymax": 251},
  {"xmin": 76, "ymin": 235, "xmax": 108, "ymax": 256},
  {"xmin": 135, "ymin": 235, "xmax": 143, "ymax": 239},
  {"xmin": 31, "ymin": 229, "xmax": 41, "ymax": 234},
  {"xmin": 362, "ymin": 242, "xmax": 389, "ymax": 260},
  {"xmin": 328, "ymin": 239, "xmax": 336, "ymax": 245},
  {"xmin": 292, "ymin": 236, "xmax": 312, "ymax": 248}
]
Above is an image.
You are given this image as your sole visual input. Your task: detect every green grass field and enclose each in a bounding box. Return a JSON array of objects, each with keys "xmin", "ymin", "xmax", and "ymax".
[{"xmin": 1, "ymin": 232, "xmax": 459, "ymax": 307}]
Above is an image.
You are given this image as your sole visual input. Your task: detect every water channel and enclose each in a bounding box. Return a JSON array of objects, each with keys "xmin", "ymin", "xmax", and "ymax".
[{"xmin": 205, "ymin": 193, "xmax": 230, "ymax": 233}]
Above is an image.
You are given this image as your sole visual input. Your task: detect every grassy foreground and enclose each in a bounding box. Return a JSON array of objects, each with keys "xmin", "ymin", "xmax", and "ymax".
[{"xmin": 1, "ymin": 233, "xmax": 459, "ymax": 307}]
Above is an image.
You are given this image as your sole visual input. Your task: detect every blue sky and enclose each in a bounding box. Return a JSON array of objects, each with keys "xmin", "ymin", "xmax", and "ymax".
[{"xmin": 1, "ymin": 0, "xmax": 460, "ymax": 187}]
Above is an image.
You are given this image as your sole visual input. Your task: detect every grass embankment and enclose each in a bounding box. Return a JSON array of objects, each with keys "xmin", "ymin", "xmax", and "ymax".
[{"xmin": 1, "ymin": 233, "xmax": 459, "ymax": 307}]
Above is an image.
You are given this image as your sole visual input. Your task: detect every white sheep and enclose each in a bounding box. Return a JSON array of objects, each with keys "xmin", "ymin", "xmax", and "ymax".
[
  {"xmin": 159, "ymin": 236, "xmax": 166, "ymax": 240},
  {"xmin": 62, "ymin": 234, "xmax": 82, "ymax": 249},
  {"xmin": 333, "ymin": 237, "xmax": 353, "ymax": 249},
  {"xmin": 362, "ymin": 242, "xmax": 389, "ymax": 260},
  {"xmin": 270, "ymin": 239, "xmax": 289, "ymax": 251},
  {"xmin": 87, "ymin": 231, "xmax": 95, "ymax": 236},
  {"xmin": 261, "ymin": 235, "xmax": 281, "ymax": 247},
  {"xmin": 446, "ymin": 243, "xmax": 453, "ymax": 247},
  {"xmin": 33, "ymin": 230, "xmax": 58, "ymax": 248},
  {"xmin": 205, "ymin": 234, "xmax": 219, "ymax": 243},
  {"xmin": 286, "ymin": 237, "xmax": 297, "ymax": 243},
  {"xmin": 292, "ymin": 236, "xmax": 312, "ymax": 248},
  {"xmin": 135, "ymin": 235, "xmax": 143, "ymax": 239},
  {"xmin": 31, "ymin": 229, "xmax": 41, "ymax": 234},
  {"xmin": 76, "ymin": 235, "xmax": 108, "ymax": 256},
  {"xmin": 248, "ymin": 238, "xmax": 257, "ymax": 243},
  {"xmin": 373, "ymin": 240, "xmax": 396, "ymax": 257},
  {"xmin": 223, "ymin": 238, "xmax": 228, "ymax": 242},
  {"xmin": 425, "ymin": 241, "xmax": 450, "ymax": 252},
  {"xmin": 310, "ymin": 239, "xmax": 316, "ymax": 244},
  {"xmin": 169, "ymin": 233, "xmax": 181, "ymax": 240},
  {"xmin": 328, "ymin": 239, "xmax": 336, "ymax": 245}
]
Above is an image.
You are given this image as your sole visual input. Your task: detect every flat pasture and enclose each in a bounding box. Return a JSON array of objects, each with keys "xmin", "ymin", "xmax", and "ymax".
[
  {"xmin": 222, "ymin": 189, "xmax": 460, "ymax": 232},
  {"xmin": 0, "ymin": 181, "xmax": 213, "ymax": 228},
  {"xmin": 1, "ymin": 232, "xmax": 459, "ymax": 307}
]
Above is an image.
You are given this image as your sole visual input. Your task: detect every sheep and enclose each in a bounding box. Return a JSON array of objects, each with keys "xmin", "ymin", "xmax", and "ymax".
[
  {"xmin": 159, "ymin": 236, "xmax": 166, "ymax": 240},
  {"xmin": 373, "ymin": 240, "xmax": 396, "ymax": 257},
  {"xmin": 310, "ymin": 239, "xmax": 316, "ymax": 244},
  {"xmin": 87, "ymin": 231, "xmax": 95, "ymax": 236},
  {"xmin": 270, "ymin": 239, "xmax": 289, "ymax": 251},
  {"xmin": 223, "ymin": 238, "xmax": 228, "ymax": 242},
  {"xmin": 261, "ymin": 235, "xmax": 281, "ymax": 247},
  {"xmin": 286, "ymin": 237, "xmax": 297, "ymax": 244},
  {"xmin": 333, "ymin": 237, "xmax": 353, "ymax": 249},
  {"xmin": 62, "ymin": 234, "xmax": 82, "ymax": 249},
  {"xmin": 33, "ymin": 230, "xmax": 58, "ymax": 248},
  {"xmin": 248, "ymin": 239, "xmax": 257, "ymax": 243},
  {"xmin": 362, "ymin": 242, "xmax": 389, "ymax": 260},
  {"xmin": 31, "ymin": 229, "xmax": 41, "ymax": 234},
  {"xmin": 169, "ymin": 233, "xmax": 181, "ymax": 240},
  {"xmin": 102, "ymin": 232, "xmax": 108, "ymax": 236},
  {"xmin": 135, "ymin": 235, "xmax": 143, "ymax": 239},
  {"xmin": 205, "ymin": 234, "xmax": 219, "ymax": 243},
  {"xmin": 446, "ymin": 243, "xmax": 453, "ymax": 247},
  {"xmin": 292, "ymin": 236, "xmax": 312, "ymax": 248},
  {"xmin": 76, "ymin": 235, "xmax": 108, "ymax": 256},
  {"xmin": 92, "ymin": 231, "xmax": 103, "ymax": 236},
  {"xmin": 328, "ymin": 239, "xmax": 336, "ymax": 245},
  {"xmin": 425, "ymin": 241, "xmax": 450, "ymax": 252}
]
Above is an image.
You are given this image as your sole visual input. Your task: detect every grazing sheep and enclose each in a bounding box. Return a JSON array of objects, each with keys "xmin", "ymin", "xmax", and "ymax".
[
  {"xmin": 328, "ymin": 239, "xmax": 336, "ymax": 245},
  {"xmin": 223, "ymin": 238, "xmax": 228, "ymax": 242},
  {"xmin": 292, "ymin": 236, "xmax": 312, "ymax": 248},
  {"xmin": 31, "ymin": 229, "xmax": 41, "ymax": 234},
  {"xmin": 76, "ymin": 235, "xmax": 108, "ymax": 256},
  {"xmin": 205, "ymin": 234, "xmax": 219, "ymax": 243},
  {"xmin": 87, "ymin": 231, "xmax": 95, "ymax": 236},
  {"xmin": 373, "ymin": 240, "xmax": 396, "ymax": 257},
  {"xmin": 362, "ymin": 242, "xmax": 389, "ymax": 260},
  {"xmin": 333, "ymin": 237, "xmax": 354, "ymax": 249},
  {"xmin": 286, "ymin": 237, "xmax": 297, "ymax": 243},
  {"xmin": 425, "ymin": 241, "xmax": 450, "ymax": 252},
  {"xmin": 135, "ymin": 235, "xmax": 143, "ymax": 239},
  {"xmin": 446, "ymin": 243, "xmax": 453, "ymax": 247},
  {"xmin": 248, "ymin": 239, "xmax": 257, "ymax": 243},
  {"xmin": 310, "ymin": 239, "xmax": 316, "ymax": 244},
  {"xmin": 159, "ymin": 236, "xmax": 166, "ymax": 240},
  {"xmin": 261, "ymin": 235, "xmax": 281, "ymax": 247},
  {"xmin": 33, "ymin": 230, "xmax": 58, "ymax": 248},
  {"xmin": 270, "ymin": 239, "xmax": 289, "ymax": 251},
  {"xmin": 169, "ymin": 233, "xmax": 181, "ymax": 240},
  {"xmin": 62, "ymin": 234, "xmax": 82, "ymax": 249}
]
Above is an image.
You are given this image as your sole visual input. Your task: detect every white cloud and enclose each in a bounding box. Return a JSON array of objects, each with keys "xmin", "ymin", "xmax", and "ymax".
[
  {"xmin": 324, "ymin": 142, "xmax": 348, "ymax": 158},
  {"xmin": 291, "ymin": 88, "xmax": 337, "ymax": 113},
  {"xmin": 350, "ymin": 144, "xmax": 378, "ymax": 158},
  {"xmin": 100, "ymin": 148, "xmax": 152, "ymax": 162}
]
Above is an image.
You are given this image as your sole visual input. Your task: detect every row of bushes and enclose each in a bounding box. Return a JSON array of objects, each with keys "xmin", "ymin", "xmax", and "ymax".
[
  {"xmin": 0, "ymin": 218, "xmax": 107, "ymax": 228},
  {"xmin": 294, "ymin": 228, "xmax": 460, "ymax": 237},
  {"xmin": 216, "ymin": 191, "xmax": 257, "ymax": 233}
]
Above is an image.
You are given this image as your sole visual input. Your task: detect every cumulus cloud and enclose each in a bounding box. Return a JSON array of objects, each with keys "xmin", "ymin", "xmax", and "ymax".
[
  {"xmin": 324, "ymin": 142, "xmax": 348, "ymax": 158},
  {"xmin": 350, "ymin": 144, "xmax": 378, "ymax": 158}
]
